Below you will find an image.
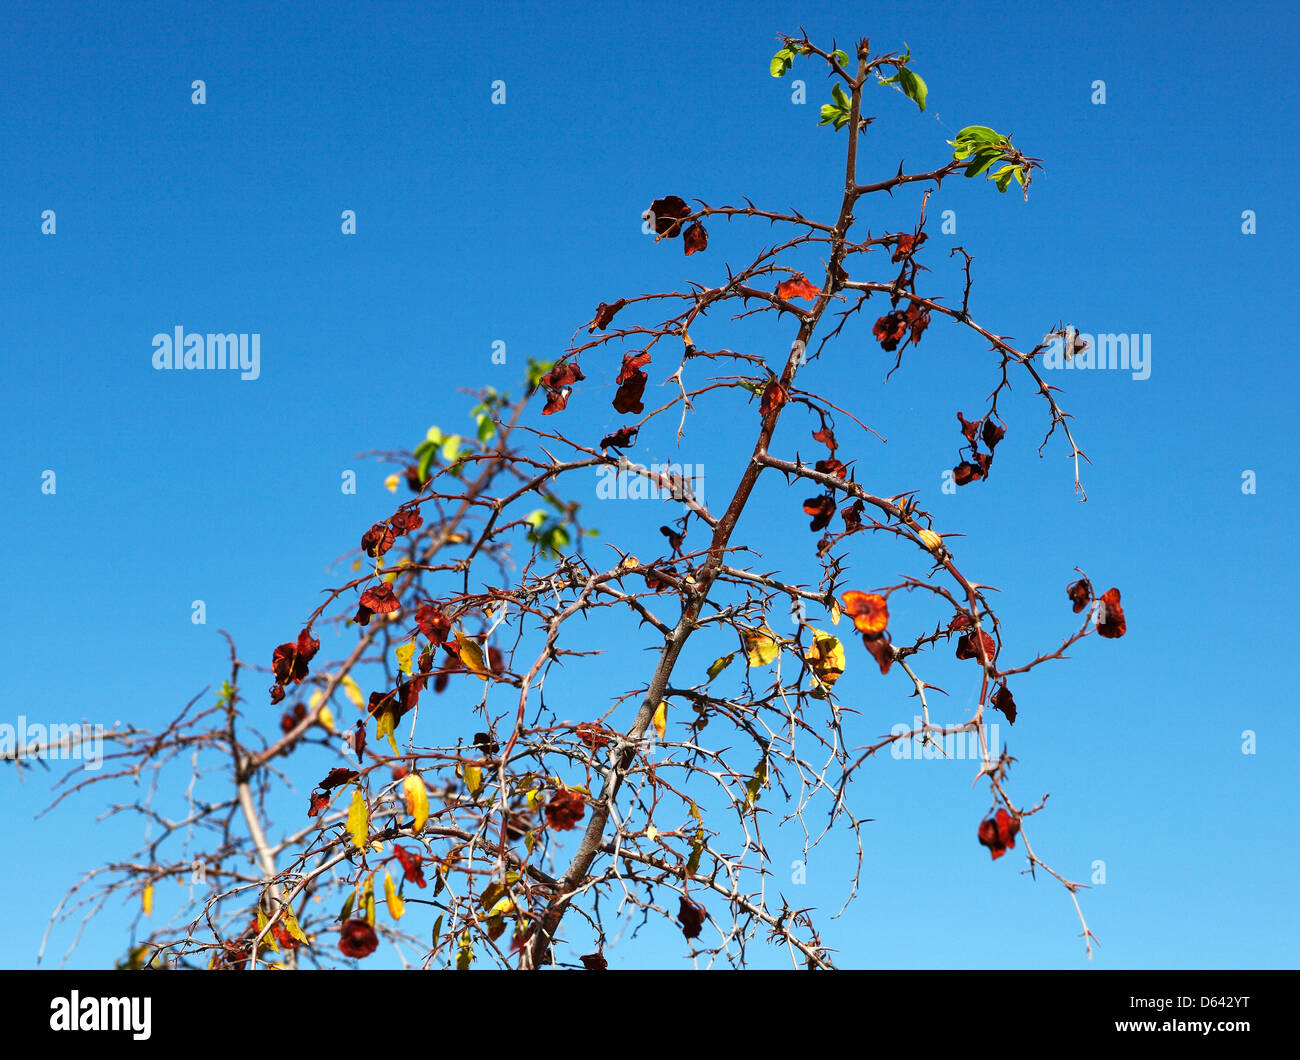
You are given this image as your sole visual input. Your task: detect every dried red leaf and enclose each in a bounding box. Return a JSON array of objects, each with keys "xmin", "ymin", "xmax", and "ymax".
[
  {"xmin": 952, "ymin": 461, "xmax": 983, "ymax": 486},
  {"xmin": 542, "ymin": 362, "xmax": 585, "ymax": 390},
  {"xmin": 950, "ymin": 611, "xmax": 972, "ymax": 630},
  {"xmin": 841, "ymin": 498, "xmax": 864, "ymax": 530},
  {"xmin": 1096, "ymin": 587, "xmax": 1127, "ymax": 638},
  {"xmin": 873, "ymin": 311, "xmax": 908, "ymax": 351},
  {"xmin": 389, "ymin": 509, "xmax": 423, "ymax": 536},
  {"xmin": 972, "ymin": 451, "xmax": 993, "ymax": 477},
  {"xmin": 841, "ymin": 590, "xmax": 889, "ymax": 634},
  {"xmin": 307, "ymin": 789, "xmax": 330, "ymax": 817},
  {"xmin": 269, "ymin": 683, "xmax": 285, "ymax": 705},
  {"xmin": 362, "ymin": 521, "xmax": 397, "ymax": 558},
  {"xmin": 812, "ymin": 426, "xmax": 838, "ymax": 451},
  {"xmin": 545, "ymin": 788, "xmax": 586, "ymax": 831},
  {"xmin": 862, "ymin": 631, "xmax": 894, "ymax": 675},
  {"xmin": 760, "ymin": 380, "xmax": 787, "ymax": 419},
  {"xmin": 356, "ymin": 583, "xmax": 399, "ymax": 627},
  {"xmin": 647, "ymin": 195, "xmax": 691, "ymax": 237},
  {"xmin": 660, "ymin": 524, "xmax": 685, "ymax": 553},
  {"xmin": 576, "ymin": 722, "xmax": 610, "ymax": 752},
  {"xmin": 957, "ymin": 412, "xmax": 981, "ymax": 443},
  {"xmin": 590, "ymin": 299, "xmax": 629, "ymax": 332},
  {"xmin": 612, "ymin": 374, "xmax": 646, "ymax": 415},
  {"xmin": 1066, "ymin": 578, "xmax": 1093, "ymax": 614},
  {"xmin": 616, "ymin": 352, "xmax": 652, "ymax": 384},
  {"xmin": 352, "ymin": 720, "xmax": 367, "ymax": 759},
  {"xmin": 803, "ymin": 495, "xmax": 835, "ymax": 531},
  {"xmin": 542, "ymin": 386, "xmax": 572, "ymax": 415},
  {"xmin": 279, "ymin": 703, "xmax": 306, "ymax": 733},
  {"xmin": 415, "ymin": 603, "xmax": 452, "ymax": 644},
  {"xmin": 891, "ymin": 231, "xmax": 928, "ymax": 262},
  {"xmin": 580, "ymin": 952, "xmax": 609, "ymax": 971},
  {"xmin": 404, "ymin": 464, "xmax": 426, "ymax": 492},
  {"xmin": 955, "ymin": 631, "xmax": 997, "ymax": 664},
  {"xmin": 683, "ymin": 222, "xmax": 708, "ymax": 255},
  {"xmin": 272, "ymin": 628, "xmax": 321, "ymax": 686},
  {"xmin": 297, "ymin": 629, "xmax": 321, "ymax": 662},
  {"xmin": 905, "ymin": 302, "xmax": 930, "ymax": 344},
  {"xmin": 600, "ymin": 425, "xmax": 638, "ymax": 449},
  {"xmin": 815, "ymin": 458, "xmax": 847, "ymax": 479},
  {"xmin": 677, "ymin": 896, "xmax": 707, "ymax": 940},
  {"xmin": 982, "ymin": 418, "xmax": 1006, "ymax": 450},
  {"xmin": 338, "ymin": 918, "xmax": 379, "ymax": 959},
  {"xmin": 977, "ymin": 809, "xmax": 1021, "ymax": 861},
  {"xmin": 392, "ymin": 845, "xmax": 426, "ymax": 887},
  {"xmin": 992, "ymin": 685, "xmax": 1017, "ymax": 725},
  {"xmin": 776, "ymin": 274, "xmax": 821, "ymax": 301}
]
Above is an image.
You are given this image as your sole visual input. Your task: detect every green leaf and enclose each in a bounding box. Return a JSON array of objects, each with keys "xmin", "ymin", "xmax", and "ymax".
[
  {"xmin": 955, "ymin": 124, "xmax": 1002, "ymax": 142},
  {"xmin": 440, "ymin": 434, "xmax": 463, "ymax": 463},
  {"xmin": 964, "ymin": 147, "xmax": 1004, "ymax": 178},
  {"xmin": 525, "ymin": 359, "xmax": 553, "ymax": 390},
  {"xmin": 898, "ymin": 67, "xmax": 927, "ymax": 112},
  {"xmin": 523, "ymin": 509, "xmax": 548, "ymax": 529},
  {"xmin": 818, "ymin": 104, "xmax": 842, "ymax": 127},
  {"xmin": 1012, "ymin": 166, "xmax": 1026, "ymax": 187},
  {"xmin": 425, "ymin": 425, "xmax": 444, "ymax": 445},
  {"xmin": 831, "ymin": 82, "xmax": 851, "ymax": 110},
  {"xmin": 832, "ymin": 49, "xmax": 850, "ymax": 67},
  {"xmin": 770, "ymin": 48, "xmax": 795, "ymax": 77},
  {"xmin": 706, "ymin": 654, "xmax": 734, "ymax": 681},
  {"xmin": 475, "ymin": 413, "xmax": 496, "ymax": 444},
  {"xmin": 992, "ymin": 164, "xmax": 1016, "ymax": 193}
]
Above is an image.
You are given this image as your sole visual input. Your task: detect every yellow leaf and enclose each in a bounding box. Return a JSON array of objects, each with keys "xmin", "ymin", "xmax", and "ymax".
[
  {"xmin": 308, "ymin": 690, "xmax": 323, "ymax": 709},
  {"xmin": 804, "ymin": 628, "xmax": 846, "ymax": 694},
  {"xmin": 463, "ymin": 764, "xmax": 483, "ymax": 797},
  {"xmin": 829, "ymin": 598, "xmax": 842, "ymax": 626},
  {"xmin": 486, "ymin": 895, "xmax": 515, "ymax": 918},
  {"xmin": 281, "ymin": 907, "xmax": 310, "ymax": 944},
  {"xmin": 744, "ymin": 628, "xmax": 781, "ymax": 667},
  {"xmin": 395, "ymin": 641, "xmax": 416, "ymax": 676},
  {"xmin": 456, "ymin": 931, "xmax": 473, "ymax": 970},
  {"xmin": 402, "ymin": 771, "xmax": 429, "ymax": 832},
  {"xmin": 346, "ymin": 788, "xmax": 368, "ymax": 850},
  {"xmin": 256, "ymin": 909, "xmax": 279, "ymax": 953},
  {"xmin": 341, "ymin": 674, "xmax": 364, "ymax": 708},
  {"xmin": 383, "ymin": 870, "xmax": 405, "ymax": 920},
  {"xmin": 318, "ymin": 705, "xmax": 335, "ymax": 731},
  {"xmin": 454, "ymin": 631, "xmax": 490, "ymax": 681},
  {"xmin": 376, "ymin": 711, "xmax": 400, "ymax": 755},
  {"xmin": 646, "ymin": 824, "xmax": 659, "ymax": 841},
  {"xmin": 652, "ymin": 701, "xmax": 668, "ymax": 741},
  {"xmin": 141, "ymin": 883, "xmax": 153, "ymax": 917},
  {"xmin": 918, "ymin": 528, "xmax": 943, "ymax": 553},
  {"xmin": 384, "ymin": 473, "xmax": 400, "ymax": 493},
  {"xmin": 525, "ymin": 786, "xmax": 543, "ymax": 810}
]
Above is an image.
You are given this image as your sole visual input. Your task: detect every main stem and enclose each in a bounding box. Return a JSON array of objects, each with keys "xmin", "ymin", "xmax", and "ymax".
[{"xmin": 521, "ymin": 49, "xmax": 870, "ymax": 968}]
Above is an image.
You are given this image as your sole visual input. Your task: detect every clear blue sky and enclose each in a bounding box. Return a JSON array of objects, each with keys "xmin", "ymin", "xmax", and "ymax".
[{"xmin": 1, "ymin": 0, "xmax": 1296, "ymax": 969}]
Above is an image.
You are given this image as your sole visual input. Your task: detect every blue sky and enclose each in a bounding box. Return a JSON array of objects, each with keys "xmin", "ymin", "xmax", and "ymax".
[{"xmin": 1, "ymin": 0, "xmax": 1296, "ymax": 969}]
